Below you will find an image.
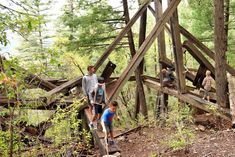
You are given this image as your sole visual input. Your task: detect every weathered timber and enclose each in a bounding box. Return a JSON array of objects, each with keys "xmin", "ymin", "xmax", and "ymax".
[
  {"xmin": 44, "ymin": 78, "xmax": 68, "ymax": 86},
  {"xmin": 155, "ymin": 0, "xmax": 169, "ymax": 116},
  {"xmin": 122, "ymin": 0, "xmax": 147, "ymax": 118},
  {"xmin": 183, "ymin": 40, "xmax": 215, "ymax": 78},
  {"xmin": 170, "ymin": 3, "xmax": 186, "ymax": 93},
  {"xmin": 179, "ymin": 25, "xmax": 235, "ymax": 77},
  {"xmin": 137, "ymin": 0, "xmax": 148, "ymax": 117},
  {"xmin": 25, "ymin": 73, "xmax": 57, "ymax": 91},
  {"xmin": 94, "ymin": 0, "xmax": 151, "ymax": 70},
  {"xmin": 100, "ymin": 61, "xmax": 116, "ymax": 83},
  {"xmin": 46, "ymin": 76, "xmax": 82, "ymax": 98},
  {"xmin": 142, "ymin": 77, "xmax": 231, "ymax": 121},
  {"xmin": 108, "ymin": 0, "xmax": 181, "ymax": 102}
]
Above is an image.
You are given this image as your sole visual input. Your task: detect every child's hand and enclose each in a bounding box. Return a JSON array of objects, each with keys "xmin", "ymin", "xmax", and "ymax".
[{"xmin": 117, "ymin": 116, "xmax": 120, "ymax": 121}]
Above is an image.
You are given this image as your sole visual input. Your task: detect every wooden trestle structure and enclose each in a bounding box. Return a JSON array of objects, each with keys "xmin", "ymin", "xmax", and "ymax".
[{"xmin": 1, "ymin": 0, "xmax": 235, "ymax": 156}]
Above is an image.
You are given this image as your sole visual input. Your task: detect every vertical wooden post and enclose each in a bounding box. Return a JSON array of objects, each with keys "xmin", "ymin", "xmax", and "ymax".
[
  {"xmin": 123, "ymin": 0, "xmax": 148, "ymax": 118},
  {"xmin": 154, "ymin": 0, "xmax": 169, "ymax": 118},
  {"xmin": 214, "ymin": 0, "xmax": 229, "ymax": 108},
  {"xmin": 169, "ymin": 0, "xmax": 186, "ymax": 93},
  {"xmin": 137, "ymin": 0, "xmax": 148, "ymax": 118}
]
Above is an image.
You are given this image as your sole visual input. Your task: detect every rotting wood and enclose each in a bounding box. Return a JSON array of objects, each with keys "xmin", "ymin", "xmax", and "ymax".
[
  {"xmin": 142, "ymin": 77, "xmax": 231, "ymax": 121},
  {"xmin": 46, "ymin": 76, "xmax": 83, "ymax": 100},
  {"xmin": 155, "ymin": 0, "xmax": 169, "ymax": 118},
  {"xmin": 137, "ymin": 0, "xmax": 148, "ymax": 118},
  {"xmin": 122, "ymin": 0, "xmax": 147, "ymax": 118},
  {"xmin": 183, "ymin": 40, "xmax": 215, "ymax": 78},
  {"xmin": 179, "ymin": 25, "xmax": 235, "ymax": 77},
  {"xmin": 107, "ymin": 0, "xmax": 181, "ymax": 102},
  {"xmin": 170, "ymin": 2, "xmax": 186, "ymax": 93}
]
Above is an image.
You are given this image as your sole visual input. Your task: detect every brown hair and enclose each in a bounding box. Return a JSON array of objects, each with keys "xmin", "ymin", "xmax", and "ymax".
[
  {"xmin": 87, "ymin": 65, "xmax": 94, "ymax": 71},
  {"xmin": 111, "ymin": 100, "xmax": 118, "ymax": 107}
]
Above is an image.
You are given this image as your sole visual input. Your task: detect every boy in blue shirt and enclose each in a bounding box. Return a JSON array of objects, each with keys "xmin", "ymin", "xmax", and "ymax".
[{"xmin": 101, "ymin": 101, "xmax": 119, "ymax": 145}]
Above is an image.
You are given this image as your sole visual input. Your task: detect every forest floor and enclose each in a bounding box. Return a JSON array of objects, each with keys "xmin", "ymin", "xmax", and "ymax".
[{"xmin": 117, "ymin": 123, "xmax": 235, "ymax": 157}]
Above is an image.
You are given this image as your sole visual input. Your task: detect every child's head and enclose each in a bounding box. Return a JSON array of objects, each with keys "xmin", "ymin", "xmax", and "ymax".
[
  {"xmin": 206, "ymin": 70, "xmax": 211, "ymax": 76},
  {"xmin": 87, "ymin": 65, "xmax": 95, "ymax": 74},
  {"xmin": 98, "ymin": 77, "xmax": 104, "ymax": 84},
  {"xmin": 109, "ymin": 101, "xmax": 118, "ymax": 112}
]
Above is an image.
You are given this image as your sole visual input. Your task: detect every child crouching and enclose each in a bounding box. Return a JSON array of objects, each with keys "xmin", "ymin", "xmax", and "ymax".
[{"xmin": 101, "ymin": 101, "xmax": 119, "ymax": 145}]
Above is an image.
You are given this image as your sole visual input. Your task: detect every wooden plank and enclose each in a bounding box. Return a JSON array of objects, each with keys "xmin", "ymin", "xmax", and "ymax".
[
  {"xmin": 169, "ymin": 3, "xmax": 186, "ymax": 93},
  {"xmin": 25, "ymin": 73, "xmax": 57, "ymax": 91},
  {"xmin": 94, "ymin": 0, "xmax": 151, "ymax": 70},
  {"xmin": 108, "ymin": 0, "xmax": 181, "ymax": 102},
  {"xmin": 142, "ymin": 77, "xmax": 231, "ymax": 121},
  {"xmin": 100, "ymin": 61, "xmax": 116, "ymax": 83},
  {"xmin": 183, "ymin": 40, "xmax": 215, "ymax": 78},
  {"xmin": 179, "ymin": 25, "xmax": 235, "ymax": 77},
  {"xmin": 46, "ymin": 76, "xmax": 82, "ymax": 98}
]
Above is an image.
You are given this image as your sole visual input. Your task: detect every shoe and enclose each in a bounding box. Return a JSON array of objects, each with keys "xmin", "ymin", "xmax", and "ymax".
[
  {"xmin": 109, "ymin": 140, "xmax": 115, "ymax": 145},
  {"xmin": 232, "ymin": 123, "xmax": 235, "ymax": 129},
  {"xmin": 94, "ymin": 123, "xmax": 97, "ymax": 130},
  {"xmin": 89, "ymin": 123, "xmax": 94, "ymax": 129}
]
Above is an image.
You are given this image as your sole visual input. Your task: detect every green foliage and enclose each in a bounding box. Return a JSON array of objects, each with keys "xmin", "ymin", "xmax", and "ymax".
[
  {"xmin": 163, "ymin": 98, "xmax": 195, "ymax": 151},
  {"xmin": 58, "ymin": 0, "xmax": 123, "ymax": 55}
]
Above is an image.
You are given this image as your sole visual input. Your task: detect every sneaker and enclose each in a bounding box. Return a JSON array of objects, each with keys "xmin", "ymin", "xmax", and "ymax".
[
  {"xmin": 232, "ymin": 123, "xmax": 235, "ymax": 129},
  {"xmin": 94, "ymin": 123, "xmax": 98, "ymax": 130},
  {"xmin": 109, "ymin": 140, "xmax": 115, "ymax": 145},
  {"xmin": 89, "ymin": 123, "xmax": 94, "ymax": 129}
]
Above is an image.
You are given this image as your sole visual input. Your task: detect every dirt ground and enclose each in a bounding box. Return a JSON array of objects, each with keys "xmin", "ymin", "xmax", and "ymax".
[{"xmin": 117, "ymin": 126, "xmax": 235, "ymax": 157}]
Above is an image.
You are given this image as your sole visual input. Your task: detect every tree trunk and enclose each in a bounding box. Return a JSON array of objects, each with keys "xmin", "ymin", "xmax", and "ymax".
[
  {"xmin": 224, "ymin": 0, "xmax": 230, "ymax": 51},
  {"xmin": 214, "ymin": 0, "xmax": 229, "ymax": 108}
]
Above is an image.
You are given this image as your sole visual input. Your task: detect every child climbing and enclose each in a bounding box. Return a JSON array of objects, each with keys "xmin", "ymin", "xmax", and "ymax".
[
  {"xmin": 101, "ymin": 101, "xmax": 119, "ymax": 146},
  {"xmin": 89, "ymin": 77, "xmax": 107, "ymax": 129},
  {"xmin": 82, "ymin": 65, "xmax": 98, "ymax": 115},
  {"xmin": 161, "ymin": 67, "xmax": 175, "ymax": 87},
  {"xmin": 202, "ymin": 70, "xmax": 213, "ymax": 101}
]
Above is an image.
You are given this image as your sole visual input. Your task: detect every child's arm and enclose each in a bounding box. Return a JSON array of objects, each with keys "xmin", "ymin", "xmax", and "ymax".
[{"xmin": 202, "ymin": 77, "xmax": 206, "ymax": 87}]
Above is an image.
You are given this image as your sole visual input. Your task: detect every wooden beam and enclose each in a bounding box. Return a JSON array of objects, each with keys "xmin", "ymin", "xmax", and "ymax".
[
  {"xmin": 107, "ymin": 0, "xmax": 181, "ymax": 102},
  {"xmin": 25, "ymin": 73, "xmax": 57, "ymax": 91},
  {"xmin": 122, "ymin": 0, "xmax": 147, "ymax": 118},
  {"xmin": 170, "ymin": 3, "xmax": 186, "ymax": 93},
  {"xmin": 155, "ymin": 0, "xmax": 169, "ymax": 117},
  {"xmin": 94, "ymin": 0, "xmax": 151, "ymax": 70},
  {"xmin": 179, "ymin": 25, "xmax": 235, "ymax": 77},
  {"xmin": 137, "ymin": 0, "xmax": 148, "ymax": 117},
  {"xmin": 142, "ymin": 77, "xmax": 231, "ymax": 121},
  {"xmin": 183, "ymin": 40, "xmax": 215, "ymax": 78},
  {"xmin": 46, "ymin": 77, "xmax": 82, "ymax": 98}
]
